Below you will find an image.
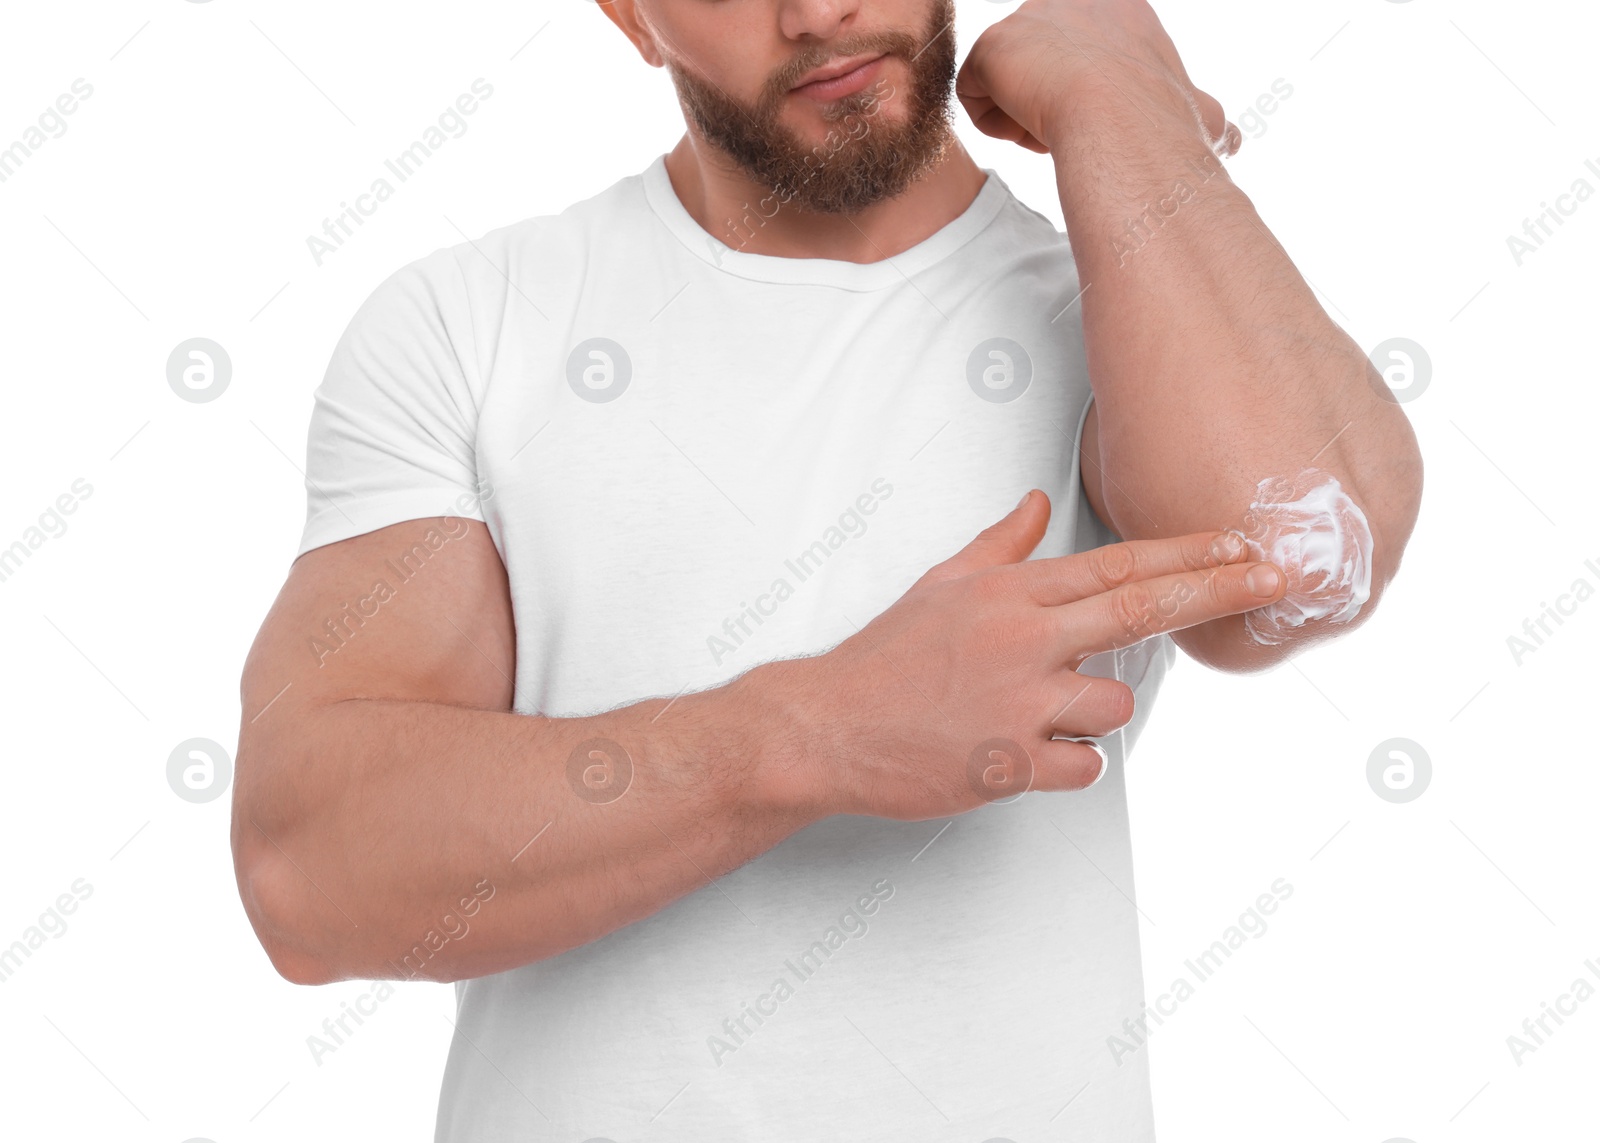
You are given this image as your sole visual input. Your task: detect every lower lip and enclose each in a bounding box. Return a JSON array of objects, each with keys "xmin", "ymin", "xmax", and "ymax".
[{"xmin": 790, "ymin": 55, "xmax": 887, "ymax": 102}]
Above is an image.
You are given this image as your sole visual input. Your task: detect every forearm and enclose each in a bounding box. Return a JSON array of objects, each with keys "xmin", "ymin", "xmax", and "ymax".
[
  {"xmin": 234, "ymin": 661, "xmax": 819, "ymax": 984},
  {"xmin": 1052, "ymin": 100, "xmax": 1421, "ymax": 667}
]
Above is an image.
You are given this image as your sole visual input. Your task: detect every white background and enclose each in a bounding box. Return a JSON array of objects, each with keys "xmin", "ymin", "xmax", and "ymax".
[{"xmin": 0, "ymin": 0, "xmax": 1594, "ymax": 1140}]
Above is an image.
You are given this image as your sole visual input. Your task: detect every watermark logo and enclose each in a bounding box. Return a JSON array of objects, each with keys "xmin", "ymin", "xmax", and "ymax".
[
  {"xmin": 1367, "ymin": 337, "xmax": 1431, "ymax": 404},
  {"xmin": 0, "ymin": 477, "xmax": 93, "ymax": 587},
  {"xmin": 1111, "ymin": 150, "xmax": 1227, "ymax": 267},
  {"xmin": 0, "ymin": 77, "xmax": 93, "ymax": 187},
  {"xmin": 967, "ymin": 737, "xmax": 1033, "ymax": 804},
  {"xmin": 711, "ymin": 80, "xmax": 896, "ymax": 260},
  {"xmin": 167, "ymin": 737, "xmax": 232, "ymax": 803},
  {"xmin": 1235, "ymin": 78, "xmax": 1294, "ymax": 141},
  {"xmin": 966, "ymin": 337, "xmax": 1032, "ymax": 403},
  {"xmin": 707, "ymin": 478, "xmax": 894, "ymax": 665},
  {"xmin": 381, "ymin": 878, "xmax": 495, "ymax": 980},
  {"xmin": 305, "ymin": 79, "xmax": 496, "ymax": 266},
  {"xmin": 167, "ymin": 338, "xmax": 231, "ymax": 403},
  {"xmin": 1107, "ymin": 878, "xmax": 1294, "ymax": 1064},
  {"xmin": 308, "ymin": 496, "xmax": 489, "ymax": 669},
  {"xmin": 565, "ymin": 337, "xmax": 632, "ymax": 403},
  {"xmin": 0, "ymin": 878, "xmax": 93, "ymax": 986},
  {"xmin": 1505, "ymin": 158, "xmax": 1599, "ymax": 267},
  {"xmin": 567, "ymin": 737, "xmax": 633, "ymax": 804},
  {"xmin": 1505, "ymin": 958, "xmax": 1600, "ymax": 1066},
  {"xmin": 1506, "ymin": 557, "xmax": 1600, "ymax": 665},
  {"xmin": 1366, "ymin": 737, "xmax": 1430, "ymax": 804},
  {"xmin": 306, "ymin": 981, "xmax": 398, "ymax": 1066},
  {"xmin": 707, "ymin": 878, "xmax": 894, "ymax": 1065}
]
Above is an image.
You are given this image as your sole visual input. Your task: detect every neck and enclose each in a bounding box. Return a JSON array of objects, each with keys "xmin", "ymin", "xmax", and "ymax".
[{"xmin": 663, "ymin": 132, "xmax": 987, "ymax": 264}]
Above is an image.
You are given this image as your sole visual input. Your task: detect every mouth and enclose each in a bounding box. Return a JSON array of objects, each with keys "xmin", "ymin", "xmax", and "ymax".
[{"xmin": 788, "ymin": 53, "xmax": 888, "ymax": 102}]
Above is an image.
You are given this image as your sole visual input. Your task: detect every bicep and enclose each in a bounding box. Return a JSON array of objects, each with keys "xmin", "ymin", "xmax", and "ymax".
[
  {"xmin": 232, "ymin": 517, "xmax": 513, "ymax": 978},
  {"xmin": 241, "ymin": 517, "xmax": 515, "ymax": 729}
]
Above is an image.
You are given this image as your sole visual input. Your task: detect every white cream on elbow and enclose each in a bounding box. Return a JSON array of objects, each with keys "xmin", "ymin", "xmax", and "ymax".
[{"xmin": 1233, "ymin": 468, "xmax": 1374, "ymax": 646}]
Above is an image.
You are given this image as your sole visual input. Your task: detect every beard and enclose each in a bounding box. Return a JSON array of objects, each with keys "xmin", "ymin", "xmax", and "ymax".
[{"xmin": 662, "ymin": 0, "xmax": 959, "ymax": 216}]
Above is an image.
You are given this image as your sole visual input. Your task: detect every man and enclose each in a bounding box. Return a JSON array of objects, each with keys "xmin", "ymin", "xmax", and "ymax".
[{"xmin": 233, "ymin": 0, "xmax": 1422, "ymax": 1138}]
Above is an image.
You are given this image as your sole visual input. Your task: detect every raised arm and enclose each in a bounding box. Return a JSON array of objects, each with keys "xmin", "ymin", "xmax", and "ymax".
[
  {"xmin": 957, "ymin": 0, "xmax": 1424, "ymax": 673},
  {"xmin": 1063, "ymin": 114, "xmax": 1423, "ymax": 673}
]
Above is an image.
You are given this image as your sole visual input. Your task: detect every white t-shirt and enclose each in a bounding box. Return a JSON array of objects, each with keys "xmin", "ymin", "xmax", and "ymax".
[{"xmin": 299, "ymin": 153, "xmax": 1176, "ymax": 1142}]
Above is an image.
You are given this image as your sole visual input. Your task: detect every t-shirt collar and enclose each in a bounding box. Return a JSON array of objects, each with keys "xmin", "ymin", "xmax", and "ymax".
[{"xmin": 641, "ymin": 152, "xmax": 1009, "ymax": 291}]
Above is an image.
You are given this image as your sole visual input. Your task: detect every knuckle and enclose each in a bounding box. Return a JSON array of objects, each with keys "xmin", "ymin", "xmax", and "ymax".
[
  {"xmin": 1046, "ymin": 677, "xmax": 1089, "ymax": 728},
  {"xmin": 969, "ymin": 565, "xmax": 1013, "ymax": 601},
  {"xmin": 1196, "ymin": 532, "xmax": 1232, "ymax": 570},
  {"xmin": 964, "ymin": 609, "xmax": 1029, "ymax": 676},
  {"xmin": 1158, "ymin": 576, "xmax": 1200, "ymax": 625},
  {"xmin": 984, "ymin": 610, "xmax": 1040, "ymax": 659},
  {"xmin": 1106, "ymin": 584, "xmax": 1155, "ymax": 641},
  {"xmin": 912, "ymin": 561, "xmax": 959, "ymax": 592},
  {"xmin": 1197, "ymin": 566, "xmax": 1234, "ymax": 611},
  {"xmin": 1088, "ymin": 542, "xmax": 1138, "ymax": 588}
]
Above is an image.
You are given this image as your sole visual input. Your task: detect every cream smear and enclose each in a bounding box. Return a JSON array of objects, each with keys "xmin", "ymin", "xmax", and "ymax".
[{"xmin": 1235, "ymin": 468, "xmax": 1374, "ymax": 646}]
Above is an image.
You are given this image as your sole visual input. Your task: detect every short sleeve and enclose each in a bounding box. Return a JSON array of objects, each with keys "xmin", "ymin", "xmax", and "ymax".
[{"xmin": 296, "ymin": 249, "xmax": 487, "ymax": 559}]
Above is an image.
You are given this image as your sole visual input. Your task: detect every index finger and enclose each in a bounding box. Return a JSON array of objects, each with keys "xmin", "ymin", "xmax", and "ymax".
[
  {"xmin": 1054, "ymin": 557, "xmax": 1285, "ymax": 667},
  {"xmin": 1016, "ymin": 529, "xmax": 1249, "ymax": 607}
]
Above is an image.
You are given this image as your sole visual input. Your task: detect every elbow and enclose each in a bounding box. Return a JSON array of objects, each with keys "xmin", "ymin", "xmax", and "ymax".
[
  {"xmin": 1173, "ymin": 605, "xmax": 1374, "ymax": 674},
  {"xmin": 1348, "ymin": 407, "xmax": 1425, "ymax": 610},
  {"xmin": 236, "ymin": 846, "xmax": 340, "ymax": 986},
  {"xmin": 1172, "ymin": 518, "xmax": 1414, "ymax": 674},
  {"xmin": 268, "ymin": 939, "xmax": 339, "ymax": 988},
  {"xmin": 232, "ymin": 784, "xmax": 342, "ymax": 986},
  {"xmin": 1185, "ymin": 448, "xmax": 1423, "ymax": 674},
  {"xmin": 1170, "ymin": 614, "xmax": 1313, "ymax": 674},
  {"xmin": 231, "ymin": 723, "xmax": 356, "ymax": 985}
]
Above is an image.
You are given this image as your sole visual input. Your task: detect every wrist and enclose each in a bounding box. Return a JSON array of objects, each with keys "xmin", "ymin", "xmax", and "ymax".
[
  {"xmin": 1046, "ymin": 80, "xmax": 1217, "ymax": 196},
  {"xmin": 1043, "ymin": 65, "xmax": 1201, "ymax": 153},
  {"xmin": 717, "ymin": 657, "xmax": 836, "ymax": 824}
]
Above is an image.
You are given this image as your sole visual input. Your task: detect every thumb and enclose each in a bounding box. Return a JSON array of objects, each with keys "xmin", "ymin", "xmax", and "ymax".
[{"xmin": 930, "ymin": 489, "xmax": 1051, "ymax": 581}]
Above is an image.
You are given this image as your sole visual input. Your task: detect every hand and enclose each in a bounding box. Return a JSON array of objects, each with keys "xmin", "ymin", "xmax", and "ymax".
[
  {"xmin": 777, "ymin": 489, "xmax": 1284, "ymax": 821},
  {"xmin": 954, "ymin": 0, "xmax": 1239, "ymax": 158}
]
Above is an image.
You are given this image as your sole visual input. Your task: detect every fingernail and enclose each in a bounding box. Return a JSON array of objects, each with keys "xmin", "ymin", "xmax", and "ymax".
[
  {"xmin": 1246, "ymin": 563, "xmax": 1282, "ymax": 597},
  {"xmin": 1084, "ymin": 739, "xmax": 1109, "ymax": 787},
  {"xmin": 1017, "ymin": 490, "xmax": 1032, "ymax": 511},
  {"xmin": 1210, "ymin": 531, "xmax": 1244, "ymax": 562}
]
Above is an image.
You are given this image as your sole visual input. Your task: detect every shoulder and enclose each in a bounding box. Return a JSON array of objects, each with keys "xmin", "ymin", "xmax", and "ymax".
[
  {"xmin": 345, "ymin": 167, "xmax": 652, "ymax": 354},
  {"xmin": 427, "ymin": 167, "xmax": 654, "ymax": 301}
]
